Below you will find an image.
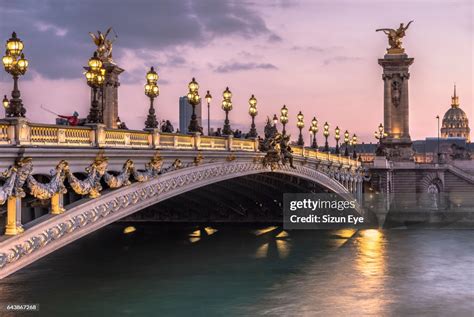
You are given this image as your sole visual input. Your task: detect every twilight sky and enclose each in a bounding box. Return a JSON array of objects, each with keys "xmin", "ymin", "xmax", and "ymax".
[{"xmin": 0, "ymin": 0, "xmax": 472, "ymax": 143}]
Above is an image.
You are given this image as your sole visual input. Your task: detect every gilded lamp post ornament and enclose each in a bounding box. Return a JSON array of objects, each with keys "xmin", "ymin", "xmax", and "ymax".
[
  {"xmin": 248, "ymin": 94, "xmax": 258, "ymax": 138},
  {"xmin": 323, "ymin": 122, "xmax": 330, "ymax": 152},
  {"xmin": 187, "ymin": 77, "xmax": 202, "ymax": 133},
  {"xmin": 85, "ymin": 52, "xmax": 106, "ymax": 123},
  {"xmin": 144, "ymin": 66, "xmax": 159, "ymax": 130},
  {"xmin": 334, "ymin": 126, "xmax": 340, "ymax": 154},
  {"xmin": 376, "ymin": 21, "xmax": 413, "ymax": 54},
  {"xmin": 296, "ymin": 111, "xmax": 305, "ymax": 146},
  {"xmin": 221, "ymin": 87, "xmax": 233, "ymax": 135},
  {"xmin": 280, "ymin": 105, "xmax": 288, "ymax": 135},
  {"xmin": 310, "ymin": 117, "xmax": 318, "ymax": 149},
  {"xmin": 2, "ymin": 32, "xmax": 29, "ymax": 117}
]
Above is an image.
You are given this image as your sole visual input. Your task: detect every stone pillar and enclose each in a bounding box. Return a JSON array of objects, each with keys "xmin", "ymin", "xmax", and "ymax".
[
  {"xmin": 378, "ymin": 52, "xmax": 414, "ymax": 160},
  {"xmin": 95, "ymin": 61, "xmax": 124, "ymax": 129}
]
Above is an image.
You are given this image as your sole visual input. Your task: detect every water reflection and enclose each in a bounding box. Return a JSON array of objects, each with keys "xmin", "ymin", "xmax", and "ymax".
[
  {"xmin": 0, "ymin": 225, "xmax": 471, "ymax": 316},
  {"xmin": 353, "ymin": 229, "xmax": 388, "ymax": 316}
]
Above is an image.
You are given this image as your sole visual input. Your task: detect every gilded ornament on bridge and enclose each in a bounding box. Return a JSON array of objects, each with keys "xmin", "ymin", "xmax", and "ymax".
[
  {"xmin": 67, "ymin": 157, "xmax": 109, "ymax": 198},
  {"xmin": 12, "ymin": 157, "xmax": 33, "ymax": 198},
  {"xmin": 226, "ymin": 153, "xmax": 236, "ymax": 162},
  {"xmin": 104, "ymin": 159, "xmax": 133, "ymax": 189},
  {"xmin": 0, "ymin": 163, "xmax": 18, "ymax": 205},
  {"xmin": 27, "ymin": 160, "xmax": 68, "ymax": 200},
  {"xmin": 133, "ymin": 155, "xmax": 163, "ymax": 182},
  {"xmin": 260, "ymin": 119, "xmax": 295, "ymax": 171},
  {"xmin": 194, "ymin": 152, "xmax": 204, "ymax": 165}
]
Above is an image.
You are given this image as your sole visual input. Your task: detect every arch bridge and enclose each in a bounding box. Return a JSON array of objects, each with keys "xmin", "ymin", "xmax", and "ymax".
[{"xmin": 0, "ymin": 120, "xmax": 363, "ymax": 278}]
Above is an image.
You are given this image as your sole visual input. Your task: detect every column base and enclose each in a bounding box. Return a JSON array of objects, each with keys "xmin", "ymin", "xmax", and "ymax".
[{"xmin": 5, "ymin": 225, "xmax": 24, "ymax": 236}]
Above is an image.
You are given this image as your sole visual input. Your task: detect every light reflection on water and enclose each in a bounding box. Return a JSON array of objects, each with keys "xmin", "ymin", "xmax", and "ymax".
[{"xmin": 0, "ymin": 225, "xmax": 472, "ymax": 316}]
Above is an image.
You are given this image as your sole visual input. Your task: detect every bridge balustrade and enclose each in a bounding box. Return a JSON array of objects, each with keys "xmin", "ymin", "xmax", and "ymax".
[
  {"xmin": 0, "ymin": 120, "xmax": 261, "ymax": 152},
  {"xmin": 0, "ymin": 123, "xmax": 10, "ymax": 145}
]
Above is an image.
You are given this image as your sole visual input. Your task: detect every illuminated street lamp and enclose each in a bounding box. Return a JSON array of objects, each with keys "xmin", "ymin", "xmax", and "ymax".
[
  {"xmin": 374, "ymin": 123, "xmax": 387, "ymax": 143},
  {"xmin": 334, "ymin": 126, "xmax": 341, "ymax": 154},
  {"xmin": 272, "ymin": 114, "xmax": 278, "ymax": 126},
  {"xmin": 344, "ymin": 130, "xmax": 350, "ymax": 156},
  {"xmin": 323, "ymin": 122, "xmax": 330, "ymax": 152},
  {"xmin": 352, "ymin": 134, "xmax": 358, "ymax": 159},
  {"xmin": 144, "ymin": 66, "xmax": 159, "ymax": 130},
  {"xmin": 248, "ymin": 94, "xmax": 258, "ymax": 138},
  {"xmin": 296, "ymin": 111, "xmax": 305, "ymax": 146},
  {"xmin": 205, "ymin": 90, "xmax": 212, "ymax": 136},
  {"xmin": 187, "ymin": 77, "xmax": 202, "ymax": 133},
  {"xmin": 309, "ymin": 117, "xmax": 318, "ymax": 149},
  {"xmin": 85, "ymin": 52, "xmax": 106, "ymax": 123},
  {"xmin": 2, "ymin": 95, "xmax": 9, "ymax": 110},
  {"xmin": 280, "ymin": 105, "xmax": 288, "ymax": 135},
  {"xmin": 221, "ymin": 87, "xmax": 233, "ymax": 135},
  {"xmin": 2, "ymin": 32, "xmax": 28, "ymax": 117}
]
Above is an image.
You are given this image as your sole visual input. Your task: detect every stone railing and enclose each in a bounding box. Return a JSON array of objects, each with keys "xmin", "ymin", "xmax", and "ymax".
[
  {"xmin": 0, "ymin": 122, "xmax": 10, "ymax": 145},
  {"xmin": 0, "ymin": 120, "xmax": 259, "ymax": 152},
  {"xmin": 0, "ymin": 119, "xmax": 360, "ymax": 168}
]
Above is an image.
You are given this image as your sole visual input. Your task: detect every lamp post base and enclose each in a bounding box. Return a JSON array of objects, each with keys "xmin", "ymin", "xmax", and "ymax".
[{"xmin": 222, "ymin": 114, "xmax": 232, "ymax": 135}]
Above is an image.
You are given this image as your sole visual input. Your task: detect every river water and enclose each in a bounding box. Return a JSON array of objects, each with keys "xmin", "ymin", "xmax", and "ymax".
[{"xmin": 0, "ymin": 224, "xmax": 472, "ymax": 316}]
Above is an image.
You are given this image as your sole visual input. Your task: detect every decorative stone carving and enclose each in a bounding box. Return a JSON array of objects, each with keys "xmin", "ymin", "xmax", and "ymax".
[
  {"xmin": 104, "ymin": 160, "xmax": 133, "ymax": 189},
  {"xmin": 27, "ymin": 160, "xmax": 68, "ymax": 200},
  {"xmin": 133, "ymin": 155, "xmax": 163, "ymax": 182},
  {"xmin": 66, "ymin": 157, "xmax": 109, "ymax": 198}
]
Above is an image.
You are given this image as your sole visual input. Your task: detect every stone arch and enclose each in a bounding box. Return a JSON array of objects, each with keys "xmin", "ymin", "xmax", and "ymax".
[
  {"xmin": 419, "ymin": 172, "xmax": 444, "ymax": 193},
  {"xmin": 0, "ymin": 160, "xmax": 361, "ymax": 278}
]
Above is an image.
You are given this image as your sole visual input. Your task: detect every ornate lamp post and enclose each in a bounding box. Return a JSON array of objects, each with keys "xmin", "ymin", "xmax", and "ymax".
[
  {"xmin": 85, "ymin": 52, "xmax": 106, "ymax": 123},
  {"xmin": 310, "ymin": 117, "xmax": 318, "ymax": 149},
  {"xmin": 221, "ymin": 87, "xmax": 233, "ymax": 135},
  {"xmin": 374, "ymin": 123, "xmax": 387, "ymax": 143},
  {"xmin": 352, "ymin": 133, "xmax": 358, "ymax": 159},
  {"xmin": 248, "ymin": 94, "xmax": 258, "ymax": 137},
  {"xmin": 205, "ymin": 90, "xmax": 212, "ymax": 135},
  {"xmin": 2, "ymin": 32, "xmax": 28, "ymax": 118},
  {"xmin": 334, "ymin": 126, "xmax": 341, "ymax": 154},
  {"xmin": 144, "ymin": 66, "xmax": 159, "ymax": 130},
  {"xmin": 187, "ymin": 77, "xmax": 201, "ymax": 133},
  {"xmin": 323, "ymin": 122, "xmax": 330, "ymax": 152},
  {"xmin": 280, "ymin": 105, "xmax": 288, "ymax": 135},
  {"xmin": 344, "ymin": 130, "xmax": 350, "ymax": 156},
  {"xmin": 296, "ymin": 111, "xmax": 305, "ymax": 146}
]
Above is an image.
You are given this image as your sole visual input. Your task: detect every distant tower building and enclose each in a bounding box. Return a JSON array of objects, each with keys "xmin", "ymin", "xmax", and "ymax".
[
  {"xmin": 179, "ymin": 96, "xmax": 202, "ymax": 134},
  {"xmin": 441, "ymin": 85, "xmax": 470, "ymax": 142}
]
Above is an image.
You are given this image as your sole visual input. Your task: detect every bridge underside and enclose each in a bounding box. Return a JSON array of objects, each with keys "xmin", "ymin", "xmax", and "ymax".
[{"xmin": 123, "ymin": 172, "xmax": 331, "ymax": 223}]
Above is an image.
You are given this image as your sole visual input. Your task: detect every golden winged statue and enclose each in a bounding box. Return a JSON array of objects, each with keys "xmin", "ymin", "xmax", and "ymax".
[
  {"xmin": 89, "ymin": 27, "xmax": 117, "ymax": 60},
  {"xmin": 376, "ymin": 21, "xmax": 413, "ymax": 53}
]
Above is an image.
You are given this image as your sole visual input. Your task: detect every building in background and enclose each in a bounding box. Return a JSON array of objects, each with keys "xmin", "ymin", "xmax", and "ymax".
[
  {"xmin": 441, "ymin": 85, "xmax": 470, "ymax": 142},
  {"xmin": 179, "ymin": 96, "xmax": 202, "ymax": 134}
]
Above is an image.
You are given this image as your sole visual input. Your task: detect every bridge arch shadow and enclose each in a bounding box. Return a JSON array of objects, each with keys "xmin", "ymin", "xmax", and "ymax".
[{"xmin": 123, "ymin": 171, "xmax": 337, "ymax": 223}]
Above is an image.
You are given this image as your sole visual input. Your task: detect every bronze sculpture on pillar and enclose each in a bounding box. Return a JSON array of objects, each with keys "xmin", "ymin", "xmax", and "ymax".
[
  {"xmin": 376, "ymin": 21, "xmax": 415, "ymax": 160},
  {"xmin": 87, "ymin": 28, "xmax": 124, "ymax": 128}
]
